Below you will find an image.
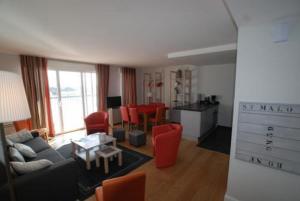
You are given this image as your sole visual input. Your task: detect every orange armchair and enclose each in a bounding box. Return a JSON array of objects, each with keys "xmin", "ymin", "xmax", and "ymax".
[
  {"xmin": 152, "ymin": 124, "xmax": 182, "ymax": 168},
  {"xmin": 13, "ymin": 119, "xmax": 49, "ymax": 141},
  {"xmin": 13, "ymin": 119, "xmax": 33, "ymax": 131},
  {"xmin": 95, "ymin": 171, "xmax": 146, "ymax": 201},
  {"xmin": 84, "ymin": 112, "xmax": 109, "ymax": 135}
]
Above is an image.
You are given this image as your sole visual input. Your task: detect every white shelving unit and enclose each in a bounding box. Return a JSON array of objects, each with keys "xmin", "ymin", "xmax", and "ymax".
[
  {"xmin": 170, "ymin": 69, "xmax": 192, "ymax": 108},
  {"xmin": 143, "ymin": 71, "xmax": 164, "ymax": 104}
]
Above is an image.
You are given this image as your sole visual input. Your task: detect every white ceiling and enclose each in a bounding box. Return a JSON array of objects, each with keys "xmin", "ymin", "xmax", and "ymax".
[
  {"xmin": 169, "ymin": 50, "xmax": 237, "ymax": 66},
  {"xmin": 0, "ymin": 0, "xmax": 237, "ymax": 67},
  {"xmin": 225, "ymin": 0, "xmax": 300, "ymax": 27}
]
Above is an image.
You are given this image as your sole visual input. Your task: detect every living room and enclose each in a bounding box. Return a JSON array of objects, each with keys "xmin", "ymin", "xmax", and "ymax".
[{"xmin": 1, "ymin": 1, "xmax": 300, "ymax": 201}]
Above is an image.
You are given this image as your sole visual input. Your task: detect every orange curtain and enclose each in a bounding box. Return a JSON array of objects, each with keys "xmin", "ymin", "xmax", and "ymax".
[
  {"xmin": 95, "ymin": 64, "xmax": 110, "ymax": 111},
  {"xmin": 121, "ymin": 67, "xmax": 137, "ymax": 105},
  {"xmin": 20, "ymin": 55, "xmax": 55, "ymax": 137}
]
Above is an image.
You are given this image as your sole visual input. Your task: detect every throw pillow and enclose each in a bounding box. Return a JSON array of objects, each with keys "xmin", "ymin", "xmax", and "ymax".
[
  {"xmin": 8, "ymin": 147, "xmax": 25, "ymax": 162},
  {"xmin": 6, "ymin": 138, "xmax": 14, "ymax": 147},
  {"xmin": 9, "ymin": 165, "xmax": 17, "ymax": 177},
  {"xmin": 14, "ymin": 143, "xmax": 37, "ymax": 158},
  {"xmin": 10, "ymin": 159, "xmax": 53, "ymax": 175},
  {"xmin": 6, "ymin": 129, "xmax": 33, "ymax": 143}
]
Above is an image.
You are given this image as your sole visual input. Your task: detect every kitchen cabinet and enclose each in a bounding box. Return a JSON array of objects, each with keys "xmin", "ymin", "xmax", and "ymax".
[{"xmin": 170, "ymin": 104, "xmax": 218, "ymax": 140}]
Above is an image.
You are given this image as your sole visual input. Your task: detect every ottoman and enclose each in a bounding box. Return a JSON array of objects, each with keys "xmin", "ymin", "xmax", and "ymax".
[
  {"xmin": 129, "ymin": 130, "xmax": 146, "ymax": 147},
  {"xmin": 112, "ymin": 128, "xmax": 126, "ymax": 142}
]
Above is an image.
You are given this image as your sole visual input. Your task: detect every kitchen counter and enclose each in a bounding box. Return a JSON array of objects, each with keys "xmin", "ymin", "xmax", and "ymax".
[
  {"xmin": 170, "ymin": 103, "xmax": 219, "ymax": 140},
  {"xmin": 173, "ymin": 103, "xmax": 219, "ymax": 112}
]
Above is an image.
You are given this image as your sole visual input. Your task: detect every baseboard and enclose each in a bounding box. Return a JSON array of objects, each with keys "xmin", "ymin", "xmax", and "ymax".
[
  {"xmin": 218, "ymin": 125, "xmax": 232, "ymax": 129},
  {"xmin": 224, "ymin": 194, "xmax": 240, "ymax": 201}
]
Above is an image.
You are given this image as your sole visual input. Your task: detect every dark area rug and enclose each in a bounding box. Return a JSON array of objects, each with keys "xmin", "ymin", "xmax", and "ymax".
[
  {"xmin": 198, "ymin": 126, "xmax": 232, "ymax": 155},
  {"xmin": 56, "ymin": 143, "xmax": 152, "ymax": 200}
]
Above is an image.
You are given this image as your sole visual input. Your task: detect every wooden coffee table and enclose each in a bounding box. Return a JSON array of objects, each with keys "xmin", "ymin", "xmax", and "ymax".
[
  {"xmin": 95, "ymin": 146, "xmax": 123, "ymax": 174},
  {"xmin": 71, "ymin": 133, "xmax": 116, "ymax": 170}
]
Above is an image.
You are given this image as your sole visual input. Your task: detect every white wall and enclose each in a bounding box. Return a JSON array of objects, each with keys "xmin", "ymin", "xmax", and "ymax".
[
  {"xmin": 198, "ymin": 64, "xmax": 235, "ymax": 127},
  {"xmin": 0, "ymin": 53, "xmax": 21, "ymax": 133},
  {"xmin": 48, "ymin": 59, "xmax": 95, "ymax": 72},
  {"xmin": 225, "ymin": 22, "xmax": 300, "ymax": 201},
  {"xmin": 108, "ymin": 66, "xmax": 121, "ymax": 97},
  {"xmin": 0, "ymin": 53, "xmax": 20, "ymax": 74},
  {"xmin": 136, "ymin": 64, "xmax": 236, "ymax": 127}
]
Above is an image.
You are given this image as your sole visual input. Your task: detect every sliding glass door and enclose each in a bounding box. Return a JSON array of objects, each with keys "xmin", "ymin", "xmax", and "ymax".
[{"xmin": 48, "ymin": 70, "xmax": 97, "ymax": 134}]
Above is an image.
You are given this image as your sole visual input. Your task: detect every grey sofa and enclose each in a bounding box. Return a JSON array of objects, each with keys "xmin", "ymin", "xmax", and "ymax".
[{"xmin": 0, "ymin": 135, "xmax": 79, "ymax": 201}]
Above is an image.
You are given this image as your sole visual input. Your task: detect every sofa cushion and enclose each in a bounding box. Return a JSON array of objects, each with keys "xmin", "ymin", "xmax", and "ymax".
[
  {"xmin": 23, "ymin": 137, "xmax": 50, "ymax": 153},
  {"xmin": 10, "ymin": 159, "xmax": 53, "ymax": 175},
  {"xmin": 14, "ymin": 143, "xmax": 37, "ymax": 158},
  {"xmin": 31, "ymin": 148, "xmax": 65, "ymax": 163},
  {"xmin": 9, "ymin": 147, "xmax": 25, "ymax": 162},
  {"xmin": 6, "ymin": 129, "xmax": 33, "ymax": 143}
]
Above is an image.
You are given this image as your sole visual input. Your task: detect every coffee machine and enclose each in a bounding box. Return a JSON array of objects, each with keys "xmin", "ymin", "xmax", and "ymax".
[
  {"xmin": 204, "ymin": 96, "xmax": 210, "ymax": 104},
  {"xmin": 197, "ymin": 93, "xmax": 202, "ymax": 104}
]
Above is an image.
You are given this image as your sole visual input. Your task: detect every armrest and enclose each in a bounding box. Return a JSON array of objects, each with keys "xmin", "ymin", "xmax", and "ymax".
[
  {"xmin": 13, "ymin": 158, "xmax": 79, "ymax": 201},
  {"xmin": 170, "ymin": 124, "xmax": 183, "ymax": 133},
  {"xmin": 152, "ymin": 124, "xmax": 172, "ymax": 138},
  {"xmin": 104, "ymin": 116, "xmax": 109, "ymax": 126}
]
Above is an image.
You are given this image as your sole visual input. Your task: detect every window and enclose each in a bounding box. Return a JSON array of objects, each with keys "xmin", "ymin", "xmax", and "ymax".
[{"xmin": 48, "ymin": 70, "xmax": 97, "ymax": 134}]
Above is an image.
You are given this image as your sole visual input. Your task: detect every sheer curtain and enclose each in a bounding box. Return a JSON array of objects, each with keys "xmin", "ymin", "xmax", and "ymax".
[
  {"xmin": 121, "ymin": 67, "xmax": 137, "ymax": 105},
  {"xmin": 95, "ymin": 64, "xmax": 110, "ymax": 111},
  {"xmin": 20, "ymin": 55, "xmax": 55, "ymax": 136}
]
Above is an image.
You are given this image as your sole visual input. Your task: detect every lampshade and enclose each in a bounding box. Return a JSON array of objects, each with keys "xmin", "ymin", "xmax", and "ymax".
[{"xmin": 0, "ymin": 71, "xmax": 31, "ymax": 123}]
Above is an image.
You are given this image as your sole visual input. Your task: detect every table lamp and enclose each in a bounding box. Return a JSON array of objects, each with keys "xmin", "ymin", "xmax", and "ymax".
[{"xmin": 0, "ymin": 70, "xmax": 31, "ymax": 201}]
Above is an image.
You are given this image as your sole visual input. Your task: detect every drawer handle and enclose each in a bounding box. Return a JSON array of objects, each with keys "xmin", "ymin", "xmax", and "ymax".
[{"xmin": 266, "ymin": 133, "xmax": 273, "ymax": 137}]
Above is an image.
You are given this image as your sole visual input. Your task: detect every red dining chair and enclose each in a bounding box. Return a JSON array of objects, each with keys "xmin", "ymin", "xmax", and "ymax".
[
  {"xmin": 128, "ymin": 108, "xmax": 142, "ymax": 130},
  {"xmin": 95, "ymin": 171, "xmax": 146, "ymax": 201},
  {"xmin": 120, "ymin": 106, "xmax": 130, "ymax": 129},
  {"xmin": 84, "ymin": 112, "xmax": 109, "ymax": 135},
  {"xmin": 152, "ymin": 124, "xmax": 182, "ymax": 168},
  {"xmin": 127, "ymin": 104, "xmax": 137, "ymax": 108},
  {"xmin": 150, "ymin": 102, "xmax": 165, "ymax": 107},
  {"xmin": 149, "ymin": 107, "xmax": 165, "ymax": 126}
]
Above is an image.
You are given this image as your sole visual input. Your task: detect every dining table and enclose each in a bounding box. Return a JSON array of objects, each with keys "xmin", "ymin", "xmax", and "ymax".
[{"xmin": 135, "ymin": 104, "xmax": 169, "ymax": 133}]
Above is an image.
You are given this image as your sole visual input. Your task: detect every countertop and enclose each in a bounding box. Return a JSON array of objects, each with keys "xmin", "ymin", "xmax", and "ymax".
[{"xmin": 172, "ymin": 103, "xmax": 219, "ymax": 112}]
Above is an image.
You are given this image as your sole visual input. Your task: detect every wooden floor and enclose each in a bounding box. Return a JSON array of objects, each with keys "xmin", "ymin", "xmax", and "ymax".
[{"xmin": 83, "ymin": 128, "xmax": 230, "ymax": 201}]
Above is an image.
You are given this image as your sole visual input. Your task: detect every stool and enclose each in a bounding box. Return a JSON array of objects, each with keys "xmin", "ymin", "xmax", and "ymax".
[
  {"xmin": 112, "ymin": 128, "xmax": 126, "ymax": 142},
  {"xmin": 129, "ymin": 130, "xmax": 146, "ymax": 147},
  {"xmin": 95, "ymin": 146, "xmax": 123, "ymax": 174}
]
